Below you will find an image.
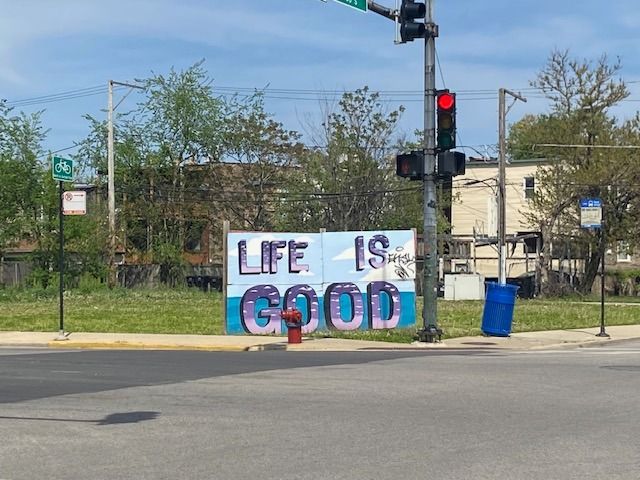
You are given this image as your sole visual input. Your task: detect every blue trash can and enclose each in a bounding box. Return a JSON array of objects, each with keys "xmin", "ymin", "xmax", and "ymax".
[{"xmin": 481, "ymin": 282, "xmax": 519, "ymax": 337}]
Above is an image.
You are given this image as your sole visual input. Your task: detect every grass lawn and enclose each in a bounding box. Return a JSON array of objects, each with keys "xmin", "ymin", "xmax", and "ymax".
[
  {"xmin": 0, "ymin": 288, "xmax": 224, "ymax": 335},
  {"xmin": 1, "ymin": 287, "xmax": 639, "ymax": 342}
]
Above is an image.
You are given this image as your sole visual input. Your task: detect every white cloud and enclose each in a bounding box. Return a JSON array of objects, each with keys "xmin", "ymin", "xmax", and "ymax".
[
  {"xmin": 296, "ymin": 270, "xmax": 316, "ymax": 277},
  {"xmin": 331, "ymin": 246, "xmax": 356, "ymax": 261},
  {"xmin": 227, "ymin": 234, "xmax": 278, "ymax": 258}
]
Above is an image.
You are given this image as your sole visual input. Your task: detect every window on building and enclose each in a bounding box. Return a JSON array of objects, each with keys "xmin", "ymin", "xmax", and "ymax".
[
  {"xmin": 617, "ymin": 241, "xmax": 631, "ymax": 263},
  {"xmin": 184, "ymin": 221, "xmax": 206, "ymax": 253},
  {"xmin": 523, "ymin": 176, "xmax": 535, "ymax": 200}
]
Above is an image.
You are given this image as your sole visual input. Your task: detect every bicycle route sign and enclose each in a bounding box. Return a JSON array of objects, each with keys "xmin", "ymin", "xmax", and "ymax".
[{"xmin": 52, "ymin": 156, "xmax": 74, "ymax": 182}]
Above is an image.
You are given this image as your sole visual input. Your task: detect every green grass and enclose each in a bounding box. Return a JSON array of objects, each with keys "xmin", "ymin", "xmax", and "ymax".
[
  {"xmin": 1, "ymin": 287, "xmax": 639, "ymax": 342},
  {"xmin": 0, "ymin": 287, "xmax": 224, "ymax": 335}
]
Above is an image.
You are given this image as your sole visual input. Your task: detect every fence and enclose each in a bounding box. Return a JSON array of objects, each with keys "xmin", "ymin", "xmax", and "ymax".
[{"xmin": 0, "ymin": 261, "xmax": 32, "ymax": 287}]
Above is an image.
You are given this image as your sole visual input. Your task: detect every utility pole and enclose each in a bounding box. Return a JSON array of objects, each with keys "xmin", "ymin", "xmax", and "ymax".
[
  {"xmin": 417, "ymin": 0, "xmax": 440, "ymax": 342},
  {"xmin": 498, "ymin": 88, "xmax": 526, "ymax": 285},
  {"xmin": 107, "ymin": 80, "xmax": 116, "ymax": 288},
  {"xmin": 107, "ymin": 79, "xmax": 144, "ymax": 288}
]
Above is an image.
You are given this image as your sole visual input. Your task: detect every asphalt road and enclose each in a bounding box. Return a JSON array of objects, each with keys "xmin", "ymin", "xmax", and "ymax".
[{"xmin": 1, "ymin": 342, "xmax": 639, "ymax": 480}]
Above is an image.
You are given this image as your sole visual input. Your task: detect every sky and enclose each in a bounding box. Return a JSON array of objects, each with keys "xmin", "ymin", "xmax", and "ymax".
[{"xmin": 2, "ymin": 0, "xmax": 640, "ymax": 160}]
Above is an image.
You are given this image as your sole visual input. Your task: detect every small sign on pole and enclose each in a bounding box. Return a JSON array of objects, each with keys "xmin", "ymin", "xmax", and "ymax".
[
  {"xmin": 580, "ymin": 198, "xmax": 602, "ymax": 229},
  {"xmin": 52, "ymin": 156, "xmax": 74, "ymax": 182},
  {"xmin": 580, "ymin": 198, "xmax": 609, "ymax": 338},
  {"xmin": 62, "ymin": 191, "xmax": 87, "ymax": 216}
]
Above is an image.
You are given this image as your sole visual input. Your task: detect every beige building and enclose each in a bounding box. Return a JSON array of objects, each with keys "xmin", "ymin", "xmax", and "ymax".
[{"xmin": 449, "ymin": 158, "xmax": 542, "ymax": 279}]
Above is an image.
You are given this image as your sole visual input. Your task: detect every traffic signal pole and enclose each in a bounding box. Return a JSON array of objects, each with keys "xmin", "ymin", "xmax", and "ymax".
[
  {"xmin": 336, "ymin": 1, "xmax": 439, "ymax": 342},
  {"xmin": 366, "ymin": 0, "xmax": 440, "ymax": 342},
  {"xmin": 417, "ymin": 0, "xmax": 440, "ymax": 342}
]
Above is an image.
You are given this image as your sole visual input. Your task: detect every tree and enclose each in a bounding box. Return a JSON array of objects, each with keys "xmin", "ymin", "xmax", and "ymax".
[
  {"xmin": 77, "ymin": 62, "xmax": 227, "ymax": 285},
  {"xmin": 0, "ymin": 102, "xmax": 47, "ymax": 286},
  {"xmin": 217, "ymin": 93, "xmax": 305, "ymax": 231},
  {"xmin": 508, "ymin": 50, "xmax": 640, "ymax": 294},
  {"xmin": 278, "ymin": 87, "xmax": 416, "ymax": 232}
]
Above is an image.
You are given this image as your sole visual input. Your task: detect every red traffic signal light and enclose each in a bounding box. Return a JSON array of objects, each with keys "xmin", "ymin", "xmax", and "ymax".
[
  {"xmin": 437, "ymin": 92, "xmax": 455, "ymax": 110},
  {"xmin": 436, "ymin": 90, "xmax": 456, "ymax": 152}
]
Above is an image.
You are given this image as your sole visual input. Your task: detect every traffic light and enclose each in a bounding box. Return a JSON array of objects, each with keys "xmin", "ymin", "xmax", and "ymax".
[
  {"xmin": 436, "ymin": 90, "xmax": 456, "ymax": 152},
  {"xmin": 396, "ymin": 151, "xmax": 424, "ymax": 181},
  {"xmin": 437, "ymin": 151, "xmax": 466, "ymax": 177},
  {"xmin": 399, "ymin": 1, "xmax": 426, "ymax": 43}
]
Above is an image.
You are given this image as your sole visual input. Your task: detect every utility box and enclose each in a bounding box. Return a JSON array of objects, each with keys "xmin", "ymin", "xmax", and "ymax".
[{"xmin": 444, "ymin": 274, "xmax": 485, "ymax": 301}]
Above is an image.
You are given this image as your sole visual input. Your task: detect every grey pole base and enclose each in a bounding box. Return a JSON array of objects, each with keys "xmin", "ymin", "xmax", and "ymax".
[{"xmin": 54, "ymin": 330, "xmax": 70, "ymax": 341}]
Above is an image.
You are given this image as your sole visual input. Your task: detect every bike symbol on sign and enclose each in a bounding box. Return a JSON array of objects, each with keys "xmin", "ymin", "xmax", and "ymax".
[
  {"xmin": 52, "ymin": 156, "xmax": 74, "ymax": 181},
  {"xmin": 55, "ymin": 162, "xmax": 72, "ymax": 174}
]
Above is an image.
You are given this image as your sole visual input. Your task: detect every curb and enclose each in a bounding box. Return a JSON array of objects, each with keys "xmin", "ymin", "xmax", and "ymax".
[{"xmin": 46, "ymin": 341, "xmax": 251, "ymax": 352}]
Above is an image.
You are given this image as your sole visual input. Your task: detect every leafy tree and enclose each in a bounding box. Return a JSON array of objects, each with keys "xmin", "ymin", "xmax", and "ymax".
[
  {"xmin": 0, "ymin": 102, "xmax": 47, "ymax": 286},
  {"xmin": 76, "ymin": 62, "xmax": 226, "ymax": 285},
  {"xmin": 219, "ymin": 93, "xmax": 305, "ymax": 231},
  {"xmin": 278, "ymin": 87, "xmax": 416, "ymax": 232},
  {"xmin": 508, "ymin": 50, "xmax": 639, "ymax": 294}
]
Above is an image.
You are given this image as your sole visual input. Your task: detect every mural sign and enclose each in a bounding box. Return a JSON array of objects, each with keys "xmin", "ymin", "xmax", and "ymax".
[{"xmin": 225, "ymin": 230, "xmax": 416, "ymax": 335}]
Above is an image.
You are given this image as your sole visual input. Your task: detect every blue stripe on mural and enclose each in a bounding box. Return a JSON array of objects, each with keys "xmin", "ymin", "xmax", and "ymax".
[{"xmin": 226, "ymin": 291, "xmax": 416, "ymax": 335}]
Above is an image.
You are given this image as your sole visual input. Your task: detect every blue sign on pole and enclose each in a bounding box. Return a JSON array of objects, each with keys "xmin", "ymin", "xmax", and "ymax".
[
  {"xmin": 580, "ymin": 198, "xmax": 602, "ymax": 229},
  {"xmin": 580, "ymin": 198, "xmax": 602, "ymax": 209}
]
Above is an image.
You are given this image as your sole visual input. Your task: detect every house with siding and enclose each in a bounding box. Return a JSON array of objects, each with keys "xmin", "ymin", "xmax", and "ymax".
[
  {"xmin": 449, "ymin": 157, "xmax": 542, "ymax": 279},
  {"xmin": 448, "ymin": 157, "xmax": 639, "ymax": 292}
]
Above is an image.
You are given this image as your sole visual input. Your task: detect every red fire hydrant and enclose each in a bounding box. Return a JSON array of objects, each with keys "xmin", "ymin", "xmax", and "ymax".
[{"xmin": 281, "ymin": 308, "xmax": 303, "ymax": 344}]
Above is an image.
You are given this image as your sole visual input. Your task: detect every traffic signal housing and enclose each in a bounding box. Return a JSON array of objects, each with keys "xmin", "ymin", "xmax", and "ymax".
[
  {"xmin": 399, "ymin": 1, "xmax": 426, "ymax": 43},
  {"xmin": 436, "ymin": 90, "xmax": 456, "ymax": 152},
  {"xmin": 396, "ymin": 151, "xmax": 424, "ymax": 181},
  {"xmin": 437, "ymin": 151, "xmax": 466, "ymax": 177}
]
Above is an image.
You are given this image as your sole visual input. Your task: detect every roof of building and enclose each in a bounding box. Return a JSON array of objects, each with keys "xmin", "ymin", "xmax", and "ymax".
[{"xmin": 466, "ymin": 157, "xmax": 548, "ymax": 168}]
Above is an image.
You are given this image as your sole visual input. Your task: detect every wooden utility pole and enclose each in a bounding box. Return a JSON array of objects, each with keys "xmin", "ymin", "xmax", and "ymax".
[
  {"xmin": 498, "ymin": 88, "xmax": 527, "ymax": 284},
  {"xmin": 106, "ymin": 80, "xmax": 144, "ymax": 288}
]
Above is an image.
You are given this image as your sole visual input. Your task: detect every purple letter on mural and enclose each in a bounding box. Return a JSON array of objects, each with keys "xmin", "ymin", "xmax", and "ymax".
[
  {"xmin": 354, "ymin": 236, "xmax": 366, "ymax": 271},
  {"xmin": 284, "ymin": 284, "xmax": 319, "ymax": 333},
  {"xmin": 238, "ymin": 240, "xmax": 261, "ymax": 275},
  {"xmin": 367, "ymin": 281, "xmax": 401, "ymax": 329},
  {"xmin": 324, "ymin": 282, "xmax": 364, "ymax": 331},
  {"xmin": 288, "ymin": 240, "xmax": 309, "ymax": 273},
  {"xmin": 261, "ymin": 241, "xmax": 270, "ymax": 273},
  {"xmin": 269, "ymin": 240, "xmax": 287, "ymax": 273},
  {"xmin": 240, "ymin": 284, "xmax": 282, "ymax": 334},
  {"xmin": 368, "ymin": 235, "xmax": 389, "ymax": 269}
]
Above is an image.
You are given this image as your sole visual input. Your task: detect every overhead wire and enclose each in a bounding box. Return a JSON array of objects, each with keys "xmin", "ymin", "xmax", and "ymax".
[{"xmin": 6, "ymin": 82, "xmax": 640, "ymax": 109}]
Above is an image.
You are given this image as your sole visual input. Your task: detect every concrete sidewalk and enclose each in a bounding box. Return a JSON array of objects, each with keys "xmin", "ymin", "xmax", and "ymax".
[{"xmin": 1, "ymin": 325, "xmax": 639, "ymax": 352}]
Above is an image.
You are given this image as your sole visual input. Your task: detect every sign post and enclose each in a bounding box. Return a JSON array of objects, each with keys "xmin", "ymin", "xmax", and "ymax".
[
  {"xmin": 63, "ymin": 191, "xmax": 87, "ymax": 216},
  {"xmin": 52, "ymin": 156, "xmax": 74, "ymax": 183},
  {"xmin": 579, "ymin": 198, "xmax": 602, "ymax": 229},
  {"xmin": 52, "ymin": 156, "xmax": 75, "ymax": 341},
  {"xmin": 580, "ymin": 198, "xmax": 609, "ymax": 338}
]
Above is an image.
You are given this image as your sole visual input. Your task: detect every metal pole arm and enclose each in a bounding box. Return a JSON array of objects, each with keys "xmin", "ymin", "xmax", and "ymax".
[
  {"xmin": 504, "ymin": 89, "xmax": 527, "ymax": 103},
  {"xmin": 367, "ymin": 1, "xmax": 395, "ymax": 20}
]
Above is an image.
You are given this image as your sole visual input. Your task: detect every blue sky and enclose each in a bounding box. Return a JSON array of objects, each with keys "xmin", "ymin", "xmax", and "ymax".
[{"xmin": 2, "ymin": 0, "xmax": 640, "ymax": 158}]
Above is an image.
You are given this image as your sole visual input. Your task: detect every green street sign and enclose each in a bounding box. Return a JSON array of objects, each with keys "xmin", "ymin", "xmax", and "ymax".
[
  {"xmin": 52, "ymin": 156, "xmax": 74, "ymax": 182},
  {"xmin": 334, "ymin": 0, "xmax": 367, "ymax": 12}
]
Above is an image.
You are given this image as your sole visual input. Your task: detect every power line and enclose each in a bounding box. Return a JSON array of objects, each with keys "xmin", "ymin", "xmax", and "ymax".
[
  {"xmin": 5, "ymin": 85, "xmax": 130, "ymax": 108},
  {"xmin": 6, "ymin": 82, "xmax": 640, "ymax": 109}
]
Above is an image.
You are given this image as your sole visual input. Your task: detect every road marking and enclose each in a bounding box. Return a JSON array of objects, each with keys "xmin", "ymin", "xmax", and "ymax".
[{"xmin": 514, "ymin": 348, "xmax": 640, "ymax": 356}]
